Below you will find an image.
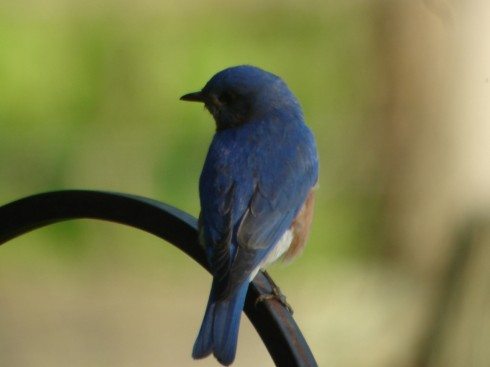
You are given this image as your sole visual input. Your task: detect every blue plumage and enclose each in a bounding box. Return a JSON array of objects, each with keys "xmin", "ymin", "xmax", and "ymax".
[{"xmin": 181, "ymin": 65, "xmax": 318, "ymax": 365}]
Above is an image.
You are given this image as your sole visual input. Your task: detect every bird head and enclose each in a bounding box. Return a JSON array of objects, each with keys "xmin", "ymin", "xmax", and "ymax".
[{"xmin": 180, "ymin": 65, "xmax": 301, "ymax": 130}]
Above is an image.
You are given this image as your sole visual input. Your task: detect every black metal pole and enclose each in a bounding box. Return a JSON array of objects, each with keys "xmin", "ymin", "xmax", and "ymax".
[{"xmin": 0, "ymin": 190, "xmax": 317, "ymax": 367}]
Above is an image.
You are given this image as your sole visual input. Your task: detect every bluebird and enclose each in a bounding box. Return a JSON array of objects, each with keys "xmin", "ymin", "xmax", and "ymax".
[{"xmin": 180, "ymin": 65, "xmax": 318, "ymax": 365}]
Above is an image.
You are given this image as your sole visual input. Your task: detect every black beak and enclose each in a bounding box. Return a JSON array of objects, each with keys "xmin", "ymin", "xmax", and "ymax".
[{"xmin": 180, "ymin": 91, "xmax": 205, "ymax": 102}]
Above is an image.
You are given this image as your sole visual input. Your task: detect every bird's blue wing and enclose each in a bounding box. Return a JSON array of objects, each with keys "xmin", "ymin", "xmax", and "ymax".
[
  {"xmin": 200, "ymin": 120, "xmax": 318, "ymax": 295},
  {"xmin": 199, "ymin": 130, "xmax": 253, "ymax": 287}
]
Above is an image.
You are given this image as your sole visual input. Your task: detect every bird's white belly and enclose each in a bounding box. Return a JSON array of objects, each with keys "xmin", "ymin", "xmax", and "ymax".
[{"xmin": 248, "ymin": 229, "xmax": 293, "ymax": 281}]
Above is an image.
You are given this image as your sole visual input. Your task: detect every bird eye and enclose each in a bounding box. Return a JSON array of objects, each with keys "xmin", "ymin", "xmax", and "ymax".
[{"xmin": 219, "ymin": 91, "xmax": 236, "ymax": 105}]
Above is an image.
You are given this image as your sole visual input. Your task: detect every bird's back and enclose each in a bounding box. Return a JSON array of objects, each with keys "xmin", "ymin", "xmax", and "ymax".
[{"xmin": 199, "ymin": 115, "xmax": 318, "ymax": 271}]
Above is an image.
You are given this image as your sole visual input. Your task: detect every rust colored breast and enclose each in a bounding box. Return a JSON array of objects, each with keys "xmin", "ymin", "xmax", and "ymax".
[{"xmin": 283, "ymin": 187, "xmax": 316, "ymax": 262}]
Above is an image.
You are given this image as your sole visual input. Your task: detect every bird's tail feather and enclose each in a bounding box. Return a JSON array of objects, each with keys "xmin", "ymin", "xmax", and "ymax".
[
  {"xmin": 213, "ymin": 282, "xmax": 248, "ymax": 365},
  {"xmin": 192, "ymin": 281, "xmax": 217, "ymax": 360},
  {"xmin": 192, "ymin": 280, "xmax": 249, "ymax": 366}
]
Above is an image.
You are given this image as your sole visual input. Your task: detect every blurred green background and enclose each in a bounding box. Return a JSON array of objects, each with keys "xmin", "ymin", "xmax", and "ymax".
[{"xmin": 1, "ymin": 1, "xmax": 489, "ymax": 366}]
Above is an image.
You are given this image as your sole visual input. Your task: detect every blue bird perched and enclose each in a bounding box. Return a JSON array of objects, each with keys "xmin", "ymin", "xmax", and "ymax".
[{"xmin": 181, "ymin": 65, "xmax": 318, "ymax": 366}]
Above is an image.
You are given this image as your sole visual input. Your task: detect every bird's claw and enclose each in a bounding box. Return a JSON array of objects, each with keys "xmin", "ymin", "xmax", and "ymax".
[
  {"xmin": 255, "ymin": 271, "xmax": 294, "ymax": 314},
  {"xmin": 255, "ymin": 291, "xmax": 294, "ymax": 314}
]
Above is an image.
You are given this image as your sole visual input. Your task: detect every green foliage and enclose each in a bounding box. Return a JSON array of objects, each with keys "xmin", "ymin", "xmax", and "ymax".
[{"xmin": 0, "ymin": 1, "xmax": 384, "ymax": 267}]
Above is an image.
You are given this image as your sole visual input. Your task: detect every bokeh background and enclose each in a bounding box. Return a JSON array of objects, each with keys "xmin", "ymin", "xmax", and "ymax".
[{"xmin": 1, "ymin": 1, "xmax": 489, "ymax": 366}]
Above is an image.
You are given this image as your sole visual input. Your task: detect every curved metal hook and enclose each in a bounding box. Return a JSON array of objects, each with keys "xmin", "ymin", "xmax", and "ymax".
[{"xmin": 0, "ymin": 190, "xmax": 317, "ymax": 367}]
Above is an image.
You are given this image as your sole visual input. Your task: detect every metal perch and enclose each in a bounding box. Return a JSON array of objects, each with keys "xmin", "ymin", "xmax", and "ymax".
[{"xmin": 0, "ymin": 190, "xmax": 317, "ymax": 367}]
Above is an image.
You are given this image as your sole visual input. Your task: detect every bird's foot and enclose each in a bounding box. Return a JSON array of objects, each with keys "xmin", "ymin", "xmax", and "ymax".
[{"xmin": 255, "ymin": 271, "xmax": 294, "ymax": 314}]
